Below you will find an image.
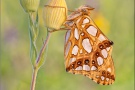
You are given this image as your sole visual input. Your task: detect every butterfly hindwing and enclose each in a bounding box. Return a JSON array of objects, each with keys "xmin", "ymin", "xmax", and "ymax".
[{"xmin": 64, "ymin": 5, "xmax": 115, "ymax": 85}]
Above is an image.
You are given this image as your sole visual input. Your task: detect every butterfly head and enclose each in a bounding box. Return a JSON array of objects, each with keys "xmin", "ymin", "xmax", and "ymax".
[
  {"xmin": 67, "ymin": 5, "xmax": 94, "ymax": 21},
  {"xmin": 78, "ymin": 5, "xmax": 94, "ymax": 15}
]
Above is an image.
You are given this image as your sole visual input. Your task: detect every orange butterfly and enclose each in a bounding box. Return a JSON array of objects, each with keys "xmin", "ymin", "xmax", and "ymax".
[{"xmin": 64, "ymin": 5, "xmax": 115, "ymax": 85}]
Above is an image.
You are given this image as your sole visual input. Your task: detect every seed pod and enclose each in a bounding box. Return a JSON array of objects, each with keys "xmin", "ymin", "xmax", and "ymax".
[
  {"xmin": 20, "ymin": 0, "xmax": 40, "ymax": 13},
  {"xmin": 43, "ymin": 0, "xmax": 67, "ymax": 30}
]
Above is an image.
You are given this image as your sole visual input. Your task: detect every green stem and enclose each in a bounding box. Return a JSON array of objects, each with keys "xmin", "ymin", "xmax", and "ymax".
[
  {"xmin": 30, "ymin": 30, "xmax": 51, "ymax": 90},
  {"xmin": 28, "ymin": 12, "xmax": 38, "ymax": 66},
  {"xmin": 31, "ymin": 68, "xmax": 38, "ymax": 90},
  {"xmin": 36, "ymin": 30, "xmax": 51, "ymax": 65}
]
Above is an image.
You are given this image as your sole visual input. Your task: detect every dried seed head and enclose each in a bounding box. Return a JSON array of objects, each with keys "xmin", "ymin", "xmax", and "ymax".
[
  {"xmin": 20, "ymin": 0, "xmax": 40, "ymax": 13},
  {"xmin": 43, "ymin": 0, "xmax": 67, "ymax": 30}
]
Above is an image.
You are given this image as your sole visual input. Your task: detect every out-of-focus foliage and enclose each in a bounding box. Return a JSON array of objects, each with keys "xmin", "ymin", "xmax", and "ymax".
[{"xmin": 1, "ymin": 0, "xmax": 134, "ymax": 90}]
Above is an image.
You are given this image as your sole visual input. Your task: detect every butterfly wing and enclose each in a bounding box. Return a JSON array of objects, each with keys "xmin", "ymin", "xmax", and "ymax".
[{"xmin": 64, "ymin": 14, "xmax": 115, "ymax": 85}]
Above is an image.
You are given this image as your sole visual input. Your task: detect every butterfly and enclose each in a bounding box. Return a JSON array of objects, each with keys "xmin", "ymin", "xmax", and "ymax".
[{"xmin": 64, "ymin": 5, "xmax": 115, "ymax": 85}]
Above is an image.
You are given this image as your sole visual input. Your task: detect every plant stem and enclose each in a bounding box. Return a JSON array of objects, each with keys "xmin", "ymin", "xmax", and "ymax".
[
  {"xmin": 30, "ymin": 30, "xmax": 51, "ymax": 90},
  {"xmin": 36, "ymin": 30, "xmax": 51, "ymax": 64},
  {"xmin": 31, "ymin": 68, "xmax": 38, "ymax": 90},
  {"xmin": 28, "ymin": 12, "xmax": 38, "ymax": 66}
]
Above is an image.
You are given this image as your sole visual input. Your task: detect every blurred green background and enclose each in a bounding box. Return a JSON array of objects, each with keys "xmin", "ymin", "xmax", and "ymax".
[{"xmin": 1, "ymin": 0, "xmax": 134, "ymax": 90}]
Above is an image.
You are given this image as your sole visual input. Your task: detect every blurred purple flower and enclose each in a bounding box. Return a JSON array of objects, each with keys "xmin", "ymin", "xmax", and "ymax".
[{"xmin": 4, "ymin": 26, "xmax": 19, "ymax": 45}]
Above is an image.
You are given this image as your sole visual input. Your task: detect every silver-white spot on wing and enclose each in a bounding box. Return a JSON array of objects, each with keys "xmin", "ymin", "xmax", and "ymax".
[
  {"xmin": 65, "ymin": 42, "xmax": 71, "ymax": 57},
  {"xmin": 98, "ymin": 34, "xmax": 106, "ymax": 42},
  {"xmin": 75, "ymin": 66, "xmax": 82, "ymax": 70},
  {"xmin": 101, "ymin": 76, "xmax": 105, "ymax": 81},
  {"xmin": 91, "ymin": 66, "xmax": 97, "ymax": 70},
  {"xmin": 72, "ymin": 45, "xmax": 78, "ymax": 55},
  {"xmin": 83, "ymin": 65, "xmax": 90, "ymax": 71},
  {"xmin": 81, "ymin": 32, "xmax": 84, "ymax": 36},
  {"xmin": 106, "ymin": 47, "xmax": 110, "ymax": 51},
  {"xmin": 82, "ymin": 25, "xmax": 85, "ymax": 28},
  {"xmin": 106, "ymin": 78, "xmax": 109, "ymax": 81},
  {"xmin": 101, "ymin": 49, "xmax": 108, "ymax": 58},
  {"xmin": 69, "ymin": 58, "xmax": 76, "ymax": 66},
  {"xmin": 74, "ymin": 28, "xmax": 79, "ymax": 40},
  {"xmin": 107, "ymin": 68, "xmax": 111, "ymax": 72},
  {"xmin": 83, "ymin": 18, "xmax": 89, "ymax": 24},
  {"xmin": 65, "ymin": 30, "xmax": 71, "ymax": 43},
  {"xmin": 87, "ymin": 26, "xmax": 97, "ymax": 36},
  {"xmin": 80, "ymin": 49, "xmax": 83, "ymax": 53},
  {"xmin": 82, "ymin": 38, "xmax": 92, "ymax": 53},
  {"xmin": 97, "ymin": 57, "xmax": 103, "ymax": 65}
]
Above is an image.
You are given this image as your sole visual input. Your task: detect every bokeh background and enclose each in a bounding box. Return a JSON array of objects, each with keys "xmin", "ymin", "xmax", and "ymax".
[{"xmin": 1, "ymin": 0, "xmax": 134, "ymax": 90}]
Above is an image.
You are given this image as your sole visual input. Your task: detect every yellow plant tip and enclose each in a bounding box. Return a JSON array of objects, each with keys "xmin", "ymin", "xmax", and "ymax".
[
  {"xmin": 20, "ymin": 0, "xmax": 40, "ymax": 13},
  {"xmin": 94, "ymin": 13, "xmax": 110, "ymax": 34},
  {"xmin": 43, "ymin": 0, "xmax": 67, "ymax": 30}
]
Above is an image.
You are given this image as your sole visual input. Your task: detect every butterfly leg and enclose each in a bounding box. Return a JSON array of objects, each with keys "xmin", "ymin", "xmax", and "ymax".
[{"xmin": 48, "ymin": 27, "xmax": 69, "ymax": 33}]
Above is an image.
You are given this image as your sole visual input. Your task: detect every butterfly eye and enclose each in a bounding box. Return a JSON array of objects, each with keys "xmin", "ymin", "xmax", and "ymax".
[{"xmin": 81, "ymin": 9, "xmax": 87, "ymax": 12}]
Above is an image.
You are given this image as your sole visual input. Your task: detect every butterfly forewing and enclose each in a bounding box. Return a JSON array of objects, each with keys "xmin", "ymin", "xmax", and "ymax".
[{"xmin": 64, "ymin": 5, "xmax": 115, "ymax": 85}]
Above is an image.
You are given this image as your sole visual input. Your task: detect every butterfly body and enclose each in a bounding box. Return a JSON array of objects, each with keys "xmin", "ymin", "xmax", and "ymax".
[{"xmin": 64, "ymin": 5, "xmax": 115, "ymax": 85}]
